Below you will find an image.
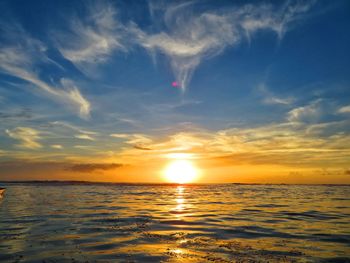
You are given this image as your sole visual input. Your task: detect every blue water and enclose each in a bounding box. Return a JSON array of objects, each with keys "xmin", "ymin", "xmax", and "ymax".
[{"xmin": 0, "ymin": 183, "xmax": 349, "ymax": 262}]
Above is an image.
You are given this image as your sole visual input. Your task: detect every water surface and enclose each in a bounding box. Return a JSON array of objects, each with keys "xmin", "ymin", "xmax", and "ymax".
[{"xmin": 0, "ymin": 183, "xmax": 349, "ymax": 262}]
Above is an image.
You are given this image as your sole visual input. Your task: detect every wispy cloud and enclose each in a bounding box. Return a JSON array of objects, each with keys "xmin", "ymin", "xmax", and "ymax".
[
  {"xmin": 287, "ymin": 99, "xmax": 323, "ymax": 123},
  {"xmin": 264, "ymin": 96, "xmax": 294, "ymax": 106},
  {"xmin": 6, "ymin": 127, "xmax": 42, "ymax": 149},
  {"xmin": 0, "ymin": 24, "xmax": 91, "ymax": 119},
  {"xmin": 50, "ymin": 121, "xmax": 97, "ymax": 135},
  {"xmin": 51, "ymin": 144, "xmax": 63, "ymax": 149},
  {"xmin": 240, "ymin": 0, "xmax": 316, "ymax": 41},
  {"xmin": 257, "ymin": 83, "xmax": 294, "ymax": 105},
  {"xmin": 73, "ymin": 145, "xmax": 95, "ymax": 150},
  {"xmin": 55, "ymin": 1, "xmax": 126, "ymax": 74},
  {"xmin": 0, "ymin": 108, "xmax": 33, "ymax": 120},
  {"xmin": 74, "ymin": 134, "xmax": 95, "ymax": 141},
  {"xmin": 110, "ymin": 133, "xmax": 153, "ymax": 146},
  {"xmin": 134, "ymin": 0, "xmax": 316, "ymax": 91}
]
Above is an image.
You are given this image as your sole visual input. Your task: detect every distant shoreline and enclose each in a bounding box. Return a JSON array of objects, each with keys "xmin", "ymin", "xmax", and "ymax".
[{"xmin": 0, "ymin": 180, "xmax": 349, "ymax": 186}]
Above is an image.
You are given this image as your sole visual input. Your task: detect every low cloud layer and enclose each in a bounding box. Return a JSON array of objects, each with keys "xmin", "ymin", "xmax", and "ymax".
[
  {"xmin": 110, "ymin": 118, "xmax": 350, "ymax": 168},
  {"xmin": 68, "ymin": 163, "xmax": 124, "ymax": 172}
]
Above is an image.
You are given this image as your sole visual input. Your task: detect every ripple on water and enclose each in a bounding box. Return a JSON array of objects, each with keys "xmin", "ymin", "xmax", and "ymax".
[{"xmin": 0, "ymin": 183, "xmax": 349, "ymax": 262}]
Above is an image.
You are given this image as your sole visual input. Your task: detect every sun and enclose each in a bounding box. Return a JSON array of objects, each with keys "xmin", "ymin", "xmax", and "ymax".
[{"xmin": 164, "ymin": 159, "xmax": 198, "ymax": 184}]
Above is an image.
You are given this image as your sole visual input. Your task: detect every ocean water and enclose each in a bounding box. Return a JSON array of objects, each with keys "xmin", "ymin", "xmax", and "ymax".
[{"xmin": 0, "ymin": 183, "xmax": 349, "ymax": 262}]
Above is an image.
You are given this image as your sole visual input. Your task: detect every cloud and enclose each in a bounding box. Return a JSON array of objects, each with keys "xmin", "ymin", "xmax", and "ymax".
[
  {"xmin": 113, "ymin": 131, "xmax": 211, "ymax": 159},
  {"xmin": 264, "ymin": 97, "xmax": 294, "ymax": 105},
  {"xmin": 3, "ymin": 119, "xmax": 349, "ymax": 174},
  {"xmin": 134, "ymin": 4, "xmax": 237, "ymax": 92},
  {"xmin": 305, "ymin": 120, "xmax": 350, "ymax": 137},
  {"xmin": 74, "ymin": 134, "xmax": 95, "ymax": 141},
  {"xmin": 6, "ymin": 127, "xmax": 42, "ymax": 149},
  {"xmin": 0, "ymin": 160, "xmax": 126, "ymax": 180},
  {"xmin": 135, "ymin": 0, "xmax": 315, "ymax": 91},
  {"xmin": 74, "ymin": 145, "xmax": 95, "ymax": 150},
  {"xmin": 133, "ymin": 144, "xmax": 153, "ymax": 151},
  {"xmin": 50, "ymin": 121, "xmax": 97, "ymax": 135},
  {"xmin": 338, "ymin": 105, "xmax": 350, "ymax": 114},
  {"xmin": 110, "ymin": 133, "xmax": 153, "ymax": 145},
  {"xmin": 59, "ymin": 79, "xmax": 91, "ymax": 119},
  {"xmin": 55, "ymin": 1, "xmax": 126, "ymax": 73},
  {"xmin": 68, "ymin": 163, "xmax": 123, "ymax": 172},
  {"xmin": 110, "ymin": 133, "xmax": 155, "ymax": 152},
  {"xmin": 110, "ymin": 117, "xmax": 350, "ymax": 169},
  {"xmin": 257, "ymin": 84, "xmax": 294, "ymax": 105},
  {"xmin": 0, "ymin": 108, "xmax": 33, "ymax": 120},
  {"xmin": 240, "ymin": 0, "xmax": 316, "ymax": 41},
  {"xmin": 110, "ymin": 133, "xmax": 129, "ymax": 139},
  {"xmin": 0, "ymin": 25, "xmax": 91, "ymax": 119},
  {"xmin": 287, "ymin": 100, "xmax": 322, "ymax": 123},
  {"xmin": 51, "ymin": 144, "xmax": 63, "ymax": 149}
]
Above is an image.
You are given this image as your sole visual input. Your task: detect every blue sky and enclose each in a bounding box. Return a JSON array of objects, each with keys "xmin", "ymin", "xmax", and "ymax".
[{"xmin": 0, "ymin": 0, "xmax": 349, "ymax": 183}]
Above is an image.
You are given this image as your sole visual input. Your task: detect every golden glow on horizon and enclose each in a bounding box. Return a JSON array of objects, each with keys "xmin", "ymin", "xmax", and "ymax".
[
  {"xmin": 164, "ymin": 159, "xmax": 198, "ymax": 184},
  {"xmin": 165, "ymin": 153, "xmax": 195, "ymax": 159}
]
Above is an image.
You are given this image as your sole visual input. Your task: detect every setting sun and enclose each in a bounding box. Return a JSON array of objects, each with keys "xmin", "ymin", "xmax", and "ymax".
[
  {"xmin": 1, "ymin": 1, "xmax": 350, "ymax": 262},
  {"xmin": 164, "ymin": 160, "xmax": 199, "ymax": 184}
]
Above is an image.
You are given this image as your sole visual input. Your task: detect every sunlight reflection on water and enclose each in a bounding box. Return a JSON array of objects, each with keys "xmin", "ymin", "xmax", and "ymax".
[{"xmin": 0, "ymin": 183, "xmax": 349, "ymax": 262}]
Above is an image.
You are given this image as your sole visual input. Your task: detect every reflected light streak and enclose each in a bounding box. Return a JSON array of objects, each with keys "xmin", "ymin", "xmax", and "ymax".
[{"xmin": 174, "ymin": 186, "xmax": 187, "ymax": 219}]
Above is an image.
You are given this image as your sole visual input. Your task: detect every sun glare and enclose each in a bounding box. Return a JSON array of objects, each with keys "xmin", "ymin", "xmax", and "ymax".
[{"xmin": 164, "ymin": 159, "xmax": 198, "ymax": 184}]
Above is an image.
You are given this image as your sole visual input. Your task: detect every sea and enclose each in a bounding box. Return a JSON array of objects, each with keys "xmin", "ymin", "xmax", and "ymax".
[{"xmin": 0, "ymin": 182, "xmax": 349, "ymax": 262}]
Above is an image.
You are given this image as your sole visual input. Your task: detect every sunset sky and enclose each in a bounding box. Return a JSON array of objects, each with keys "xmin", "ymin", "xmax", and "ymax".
[{"xmin": 0, "ymin": 0, "xmax": 349, "ymax": 183}]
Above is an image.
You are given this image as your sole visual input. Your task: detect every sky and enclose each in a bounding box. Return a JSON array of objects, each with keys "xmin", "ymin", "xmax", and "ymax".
[{"xmin": 0, "ymin": 0, "xmax": 349, "ymax": 184}]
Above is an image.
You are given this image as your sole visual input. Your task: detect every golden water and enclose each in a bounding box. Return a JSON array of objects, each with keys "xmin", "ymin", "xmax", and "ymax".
[{"xmin": 0, "ymin": 183, "xmax": 349, "ymax": 262}]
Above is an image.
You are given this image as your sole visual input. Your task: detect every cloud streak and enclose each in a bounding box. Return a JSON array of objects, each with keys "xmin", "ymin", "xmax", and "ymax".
[
  {"xmin": 6, "ymin": 127, "xmax": 42, "ymax": 149},
  {"xmin": 74, "ymin": 134, "xmax": 95, "ymax": 141},
  {"xmin": 51, "ymin": 144, "xmax": 63, "ymax": 149},
  {"xmin": 50, "ymin": 121, "xmax": 97, "ymax": 135},
  {"xmin": 110, "ymin": 133, "xmax": 153, "ymax": 145},
  {"xmin": 257, "ymin": 83, "xmax": 294, "ymax": 105}
]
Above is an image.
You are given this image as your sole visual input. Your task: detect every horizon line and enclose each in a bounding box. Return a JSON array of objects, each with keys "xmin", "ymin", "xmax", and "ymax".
[{"xmin": 1, "ymin": 180, "xmax": 349, "ymax": 186}]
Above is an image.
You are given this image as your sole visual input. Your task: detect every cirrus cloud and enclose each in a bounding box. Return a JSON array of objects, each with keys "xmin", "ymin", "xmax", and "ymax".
[
  {"xmin": 0, "ymin": 24, "xmax": 91, "ymax": 119},
  {"xmin": 134, "ymin": 0, "xmax": 316, "ymax": 91},
  {"xmin": 55, "ymin": 1, "xmax": 127, "ymax": 75}
]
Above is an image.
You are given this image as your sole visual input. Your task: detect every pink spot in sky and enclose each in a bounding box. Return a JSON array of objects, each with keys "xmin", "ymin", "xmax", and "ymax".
[{"xmin": 172, "ymin": 81, "xmax": 179, "ymax": 88}]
